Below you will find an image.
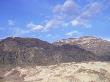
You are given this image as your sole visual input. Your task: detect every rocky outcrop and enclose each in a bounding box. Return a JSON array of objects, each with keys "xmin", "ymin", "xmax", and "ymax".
[
  {"xmin": 0, "ymin": 37, "xmax": 57, "ymax": 66},
  {"xmin": 54, "ymin": 36, "xmax": 110, "ymax": 61}
]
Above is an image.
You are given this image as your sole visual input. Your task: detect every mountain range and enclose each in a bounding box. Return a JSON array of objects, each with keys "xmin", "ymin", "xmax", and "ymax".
[{"xmin": 0, "ymin": 36, "xmax": 110, "ymax": 67}]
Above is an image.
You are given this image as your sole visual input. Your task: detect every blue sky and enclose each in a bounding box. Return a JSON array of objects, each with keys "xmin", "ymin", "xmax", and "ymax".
[{"xmin": 0, "ymin": 0, "xmax": 110, "ymax": 42}]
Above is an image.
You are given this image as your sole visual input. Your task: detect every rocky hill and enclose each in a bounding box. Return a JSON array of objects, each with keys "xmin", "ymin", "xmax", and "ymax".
[
  {"xmin": 54, "ymin": 36, "xmax": 110, "ymax": 61},
  {"xmin": 0, "ymin": 36, "xmax": 110, "ymax": 67},
  {"xmin": 0, "ymin": 36, "xmax": 110, "ymax": 82}
]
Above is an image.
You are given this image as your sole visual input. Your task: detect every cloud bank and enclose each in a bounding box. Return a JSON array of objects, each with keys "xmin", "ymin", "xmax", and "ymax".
[{"xmin": 27, "ymin": 0, "xmax": 108, "ymax": 32}]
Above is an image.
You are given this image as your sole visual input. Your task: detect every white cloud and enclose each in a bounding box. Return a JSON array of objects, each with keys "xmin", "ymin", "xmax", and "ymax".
[
  {"xmin": 53, "ymin": 0, "xmax": 80, "ymax": 16},
  {"xmin": 71, "ymin": 2, "xmax": 102, "ymax": 27},
  {"xmin": 27, "ymin": 0, "xmax": 108, "ymax": 32},
  {"xmin": 27, "ymin": 0, "xmax": 80, "ymax": 32},
  {"xmin": 65, "ymin": 31, "xmax": 81, "ymax": 37},
  {"xmin": 82, "ymin": 2, "xmax": 102, "ymax": 17},
  {"xmin": 71, "ymin": 18, "xmax": 91, "ymax": 28},
  {"xmin": 27, "ymin": 22, "xmax": 44, "ymax": 31},
  {"xmin": 53, "ymin": 5, "xmax": 62, "ymax": 14},
  {"xmin": 45, "ymin": 19, "xmax": 63, "ymax": 30},
  {"xmin": 27, "ymin": 18, "xmax": 63, "ymax": 32},
  {"xmin": 8, "ymin": 20, "xmax": 15, "ymax": 26}
]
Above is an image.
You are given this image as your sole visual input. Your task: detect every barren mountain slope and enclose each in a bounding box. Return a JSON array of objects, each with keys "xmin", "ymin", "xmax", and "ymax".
[
  {"xmin": 0, "ymin": 37, "xmax": 95, "ymax": 66},
  {"xmin": 54, "ymin": 36, "xmax": 110, "ymax": 61}
]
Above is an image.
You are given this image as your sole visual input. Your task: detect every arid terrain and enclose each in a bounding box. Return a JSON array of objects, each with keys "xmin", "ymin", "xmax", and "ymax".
[
  {"xmin": 0, "ymin": 36, "xmax": 110, "ymax": 82},
  {"xmin": 0, "ymin": 62, "xmax": 110, "ymax": 82},
  {"xmin": 0, "ymin": 0, "xmax": 110, "ymax": 81}
]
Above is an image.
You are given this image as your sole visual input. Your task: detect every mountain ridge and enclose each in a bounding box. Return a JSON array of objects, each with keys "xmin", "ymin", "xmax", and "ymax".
[{"xmin": 0, "ymin": 36, "xmax": 110, "ymax": 67}]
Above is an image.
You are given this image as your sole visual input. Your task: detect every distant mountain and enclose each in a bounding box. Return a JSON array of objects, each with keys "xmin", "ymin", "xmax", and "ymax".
[
  {"xmin": 54, "ymin": 36, "xmax": 110, "ymax": 61},
  {"xmin": 0, "ymin": 36, "xmax": 110, "ymax": 67},
  {"xmin": 0, "ymin": 37, "xmax": 58, "ymax": 66},
  {"xmin": 0, "ymin": 37, "xmax": 96, "ymax": 66}
]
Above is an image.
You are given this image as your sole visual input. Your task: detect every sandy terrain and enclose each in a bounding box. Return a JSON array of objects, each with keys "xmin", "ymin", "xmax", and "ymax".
[{"xmin": 1, "ymin": 62, "xmax": 110, "ymax": 82}]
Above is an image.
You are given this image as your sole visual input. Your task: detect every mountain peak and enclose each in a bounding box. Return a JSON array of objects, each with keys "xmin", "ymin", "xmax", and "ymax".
[
  {"xmin": 79, "ymin": 36, "xmax": 98, "ymax": 40},
  {"xmin": 0, "ymin": 36, "xmax": 110, "ymax": 67},
  {"xmin": 54, "ymin": 36, "xmax": 110, "ymax": 57},
  {"xmin": 0, "ymin": 37, "xmax": 53, "ymax": 50},
  {"xmin": 54, "ymin": 36, "xmax": 107, "ymax": 45}
]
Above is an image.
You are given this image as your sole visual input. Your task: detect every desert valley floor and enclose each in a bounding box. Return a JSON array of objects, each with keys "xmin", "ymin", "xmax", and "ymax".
[{"xmin": 0, "ymin": 62, "xmax": 110, "ymax": 82}]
